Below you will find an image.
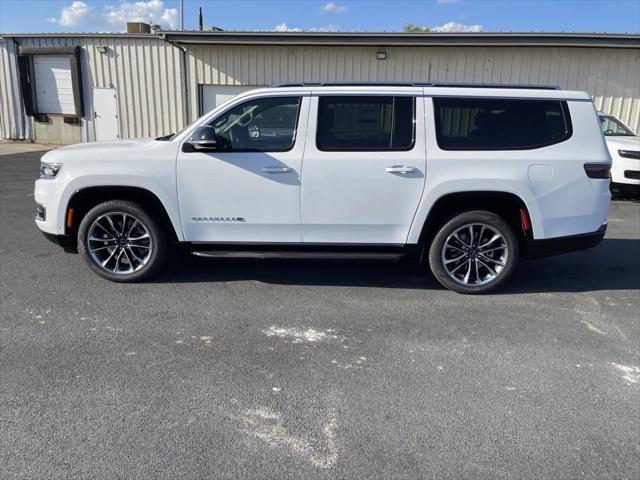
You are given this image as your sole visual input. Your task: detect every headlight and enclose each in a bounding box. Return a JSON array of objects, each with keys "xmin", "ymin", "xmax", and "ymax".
[{"xmin": 40, "ymin": 162, "xmax": 62, "ymax": 179}]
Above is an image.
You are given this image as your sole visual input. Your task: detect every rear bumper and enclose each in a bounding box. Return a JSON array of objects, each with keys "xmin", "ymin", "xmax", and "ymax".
[{"xmin": 522, "ymin": 223, "xmax": 606, "ymax": 258}]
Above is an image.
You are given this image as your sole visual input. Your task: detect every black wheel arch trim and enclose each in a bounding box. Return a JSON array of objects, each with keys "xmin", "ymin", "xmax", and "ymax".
[
  {"xmin": 417, "ymin": 190, "xmax": 533, "ymax": 247},
  {"xmin": 65, "ymin": 186, "xmax": 180, "ymax": 244}
]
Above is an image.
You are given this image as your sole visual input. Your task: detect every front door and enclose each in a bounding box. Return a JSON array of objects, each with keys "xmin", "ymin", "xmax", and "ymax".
[
  {"xmin": 177, "ymin": 95, "xmax": 309, "ymax": 243},
  {"xmin": 92, "ymin": 88, "xmax": 119, "ymax": 141},
  {"xmin": 301, "ymin": 94, "xmax": 427, "ymax": 244}
]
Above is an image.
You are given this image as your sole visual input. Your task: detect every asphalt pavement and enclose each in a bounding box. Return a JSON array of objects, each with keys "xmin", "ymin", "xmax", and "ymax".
[{"xmin": 1, "ymin": 147, "xmax": 639, "ymax": 479}]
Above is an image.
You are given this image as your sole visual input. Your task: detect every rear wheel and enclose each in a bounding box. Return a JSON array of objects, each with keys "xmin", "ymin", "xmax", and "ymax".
[
  {"xmin": 77, "ymin": 200, "xmax": 167, "ymax": 282},
  {"xmin": 428, "ymin": 210, "xmax": 519, "ymax": 294}
]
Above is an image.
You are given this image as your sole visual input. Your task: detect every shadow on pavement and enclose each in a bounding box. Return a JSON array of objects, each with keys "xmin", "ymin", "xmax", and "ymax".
[{"xmin": 154, "ymin": 238, "xmax": 640, "ymax": 294}]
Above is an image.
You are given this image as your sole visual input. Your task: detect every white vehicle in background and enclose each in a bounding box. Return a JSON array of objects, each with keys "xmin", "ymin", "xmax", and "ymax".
[
  {"xmin": 598, "ymin": 112, "xmax": 640, "ymax": 195},
  {"xmin": 35, "ymin": 83, "xmax": 611, "ymax": 294}
]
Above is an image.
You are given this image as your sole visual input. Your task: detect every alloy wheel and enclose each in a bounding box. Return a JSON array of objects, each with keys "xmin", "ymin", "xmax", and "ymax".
[
  {"xmin": 87, "ymin": 212, "xmax": 153, "ymax": 275},
  {"xmin": 441, "ymin": 223, "xmax": 508, "ymax": 286}
]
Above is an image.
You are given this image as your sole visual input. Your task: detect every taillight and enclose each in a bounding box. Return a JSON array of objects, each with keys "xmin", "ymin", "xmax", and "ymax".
[{"xmin": 584, "ymin": 163, "xmax": 611, "ymax": 179}]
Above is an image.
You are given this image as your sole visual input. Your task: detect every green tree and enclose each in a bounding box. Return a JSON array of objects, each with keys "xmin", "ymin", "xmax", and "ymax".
[{"xmin": 403, "ymin": 24, "xmax": 431, "ymax": 33}]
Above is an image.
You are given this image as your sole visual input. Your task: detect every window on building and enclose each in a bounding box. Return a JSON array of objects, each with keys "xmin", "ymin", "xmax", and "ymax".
[
  {"xmin": 316, "ymin": 96, "xmax": 415, "ymax": 151},
  {"xmin": 433, "ymin": 97, "xmax": 572, "ymax": 150},
  {"xmin": 203, "ymin": 96, "xmax": 301, "ymax": 152}
]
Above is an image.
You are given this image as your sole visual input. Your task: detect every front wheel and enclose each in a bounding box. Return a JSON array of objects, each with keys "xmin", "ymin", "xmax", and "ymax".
[
  {"xmin": 77, "ymin": 200, "xmax": 167, "ymax": 282},
  {"xmin": 428, "ymin": 210, "xmax": 519, "ymax": 294}
]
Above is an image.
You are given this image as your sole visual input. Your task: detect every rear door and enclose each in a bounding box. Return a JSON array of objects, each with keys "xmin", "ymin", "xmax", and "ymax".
[{"xmin": 300, "ymin": 92, "xmax": 427, "ymax": 244}]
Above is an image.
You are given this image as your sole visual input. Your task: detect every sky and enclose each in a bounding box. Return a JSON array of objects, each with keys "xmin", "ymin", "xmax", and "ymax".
[{"xmin": 0, "ymin": 0, "xmax": 639, "ymax": 34}]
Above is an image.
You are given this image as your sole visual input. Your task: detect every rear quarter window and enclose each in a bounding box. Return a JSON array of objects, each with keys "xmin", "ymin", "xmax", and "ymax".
[{"xmin": 433, "ymin": 97, "xmax": 573, "ymax": 150}]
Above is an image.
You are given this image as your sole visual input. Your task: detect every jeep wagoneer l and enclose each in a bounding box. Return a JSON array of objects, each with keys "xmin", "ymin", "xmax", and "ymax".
[{"xmin": 35, "ymin": 83, "xmax": 611, "ymax": 293}]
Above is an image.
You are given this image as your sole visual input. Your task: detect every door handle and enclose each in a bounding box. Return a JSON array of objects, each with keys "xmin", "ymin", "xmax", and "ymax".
[
  {"xmin": 386, "ymin": 165, "xmax": 417, "ymax": 174},
  {"xmin": 262, "ymin": 166, "xmax": 293, "ymax": 174}
]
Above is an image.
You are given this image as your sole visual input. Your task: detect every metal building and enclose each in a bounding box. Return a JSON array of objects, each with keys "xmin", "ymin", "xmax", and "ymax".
[
  {"xmin": 0, "ymin": 31, "xmax": 184, "ymax": 143},
  {"xmin": 1, "ymin": 30, "xmax": 639, "ymax": 144}
]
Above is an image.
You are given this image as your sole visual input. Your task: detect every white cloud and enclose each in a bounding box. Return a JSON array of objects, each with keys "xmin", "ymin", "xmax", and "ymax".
[
  {"xmin": 273, "ymin": 23, "xmax": 338, "ymax": 32},
  {"xmin": 321, "ymin": 2, "xmax": 347, "ymax": 14},
  {"xmin": 103, "ymin": 0, "xmax": 177, "ymax": 30},
  {"xmin": 56, "ymin": 1, "xmax": 91, "ymax": 27},
  {"xmin": 308, "ymin": 25, "xmax": 339, "ymax": 32},
  {"xmin": 432, "ymin": 21, "xmax": 482, "ymax": 32},
  {"xmin": 274, "ymin": 23, "xmax": 302, "ymax": 32},
  {"xmin": 47, "ymin": 0, "xmax": 177, "ymax": 31}
]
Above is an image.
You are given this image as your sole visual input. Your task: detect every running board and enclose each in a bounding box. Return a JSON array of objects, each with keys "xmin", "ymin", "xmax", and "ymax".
[{"xmin": 191, "ymin": 250, "xmax": 405, "ymax": 260}]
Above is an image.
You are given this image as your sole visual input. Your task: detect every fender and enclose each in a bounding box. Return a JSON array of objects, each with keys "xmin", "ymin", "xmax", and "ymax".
[
  {"xmin": 406, "ymin": 180, "xmax": 542, "ymax": 244},
  {"xmin": 35, "ymin": 137, "xmax": 184, "ymax": 240},
  {"xmin": 61, "ymin": 176, "xmax": 184, "ymax": 241}
]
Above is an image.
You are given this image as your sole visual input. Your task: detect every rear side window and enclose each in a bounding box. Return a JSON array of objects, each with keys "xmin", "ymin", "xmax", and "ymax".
[
  {"xmin": 433, "ymin": 97, "xmax": 572, "ymax": 150},
  {"xmin": 317, "ymin": 96, "xmax": 415, "ymax": 151}
]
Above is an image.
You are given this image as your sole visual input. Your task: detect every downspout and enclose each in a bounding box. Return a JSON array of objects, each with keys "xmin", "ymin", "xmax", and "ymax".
[
  {"xmin": 162, "ymin": 36, "xmax": 191, "ymax": 128},
  {"xmin": 11, "ymin": 38, "xmax": 28, "ymax": 139}
]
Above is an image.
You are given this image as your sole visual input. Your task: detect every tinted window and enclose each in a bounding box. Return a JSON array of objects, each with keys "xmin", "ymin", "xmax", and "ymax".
[
  {"xmin": 317, "ymin": 96, "xmax": 415, "ymax": 151},
  {"xmin": 434, "ymin": 97, "xmax": 572, "ymax": 150},
  {"xmin": 202, "ymin": 96, "xmax": 301, "ymax": 151}
]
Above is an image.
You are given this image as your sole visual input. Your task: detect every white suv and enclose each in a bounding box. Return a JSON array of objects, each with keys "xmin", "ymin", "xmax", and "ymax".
[
  {"xmin": 598, "ymin": 112, "xmax": 640, "ymax": 195},
  {"xmin": 35, "ymin": 83, "xmax": 611, "ymax": 293}
]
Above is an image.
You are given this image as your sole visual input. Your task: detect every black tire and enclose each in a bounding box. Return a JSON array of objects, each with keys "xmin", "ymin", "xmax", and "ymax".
[
  {"xmin": 77, "ymin": 200, "xmax": 167, "ymax": 282},
  {"xmin": 428, "ymin": 210, "xmax": 519, "ymax": 294}
]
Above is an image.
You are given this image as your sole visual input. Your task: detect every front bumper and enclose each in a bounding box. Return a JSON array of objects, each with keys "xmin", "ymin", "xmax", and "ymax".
[
  {"xmin": 611, "ymin": 155, "xmax": 640, "ymax": 186},
  {"xmin": 611, "ymin": 181, "xmax": 640, "ymax": 196},
  {"xmin": 522, "ymin": 223, "xmax": 607, "ymax": 258},
  {"xmin": 40, "ymin": 231, "xmax": 77, "ymax": 252}
]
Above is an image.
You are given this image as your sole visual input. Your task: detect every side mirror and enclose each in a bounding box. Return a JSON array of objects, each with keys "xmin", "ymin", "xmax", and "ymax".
[
  {"xmin": 183, "ymin": 126, "xmax": 228, "ymax": 152},
  {"xmin": 188, "ymin": 138, "xmax": 219, "ymax": 151}
]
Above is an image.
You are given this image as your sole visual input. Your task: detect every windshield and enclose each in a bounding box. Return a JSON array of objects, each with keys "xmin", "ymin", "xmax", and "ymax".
[{"xmin": 599, "ymin": 114, "xmax": 636, "ymax": 137}]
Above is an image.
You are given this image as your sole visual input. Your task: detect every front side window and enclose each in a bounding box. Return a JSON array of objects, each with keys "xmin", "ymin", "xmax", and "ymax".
[
  {"xmin": 199, "ymin": 96, "xmax": 301, "ymax": 152},
  {"xmin": 316, "ymin": 96, "xmax": 415, "ymax": 151},
  {"xmin": 599, "ymin": 115, "xmax": 636, "ymax": 136},
  {"xmin": 434, "ymin": 97, "xmax": 572, "ymax": 150}
]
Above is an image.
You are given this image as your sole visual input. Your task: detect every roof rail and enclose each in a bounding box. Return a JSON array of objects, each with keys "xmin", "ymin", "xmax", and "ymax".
[
  {"xmin": 270, "ymin": 81, "xmax": 560, "ymax": 90},
  {"xmin": 270, "ymin": 81, "xmax": 417, "ymax": 88},
  {"xmin": 428, "ymin": 82, "xmax": 561, "ymax": 90}
]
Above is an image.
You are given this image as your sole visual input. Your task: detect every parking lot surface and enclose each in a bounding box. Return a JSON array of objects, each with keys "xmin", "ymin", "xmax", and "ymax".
[{"xmin": 1, "ymin": 148, "xmax": 639, "ymax": 479}]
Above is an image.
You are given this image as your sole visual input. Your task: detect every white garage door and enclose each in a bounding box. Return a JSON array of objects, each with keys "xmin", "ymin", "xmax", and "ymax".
[
  {"xmin": 200, "ymin": 85, "xmax": 262, "ymax": 114},
  {"xmin": 33, "ymin": 55, "xmax": 75, "ymax": 115}
]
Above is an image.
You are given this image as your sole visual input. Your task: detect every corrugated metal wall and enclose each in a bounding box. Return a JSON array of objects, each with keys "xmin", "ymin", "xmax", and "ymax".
[
  {"xmin": 0, "ymin": 39, "xmax": 33, "ymax": 139},
  {"xmin": 186, "ymin": 45, "xmax": 640, "ymax": 132},
  {"xmin": 2, "ymin": 38, "xmax": 639, "ymax": 141},
  {"xmin": 0, "ymin": 36, "xmax": 185, "ymax": 141}
]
